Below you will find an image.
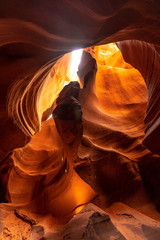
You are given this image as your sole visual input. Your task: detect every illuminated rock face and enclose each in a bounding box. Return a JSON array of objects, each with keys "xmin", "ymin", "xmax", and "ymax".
[
  {"xmin": 117, "ymin": 40, "xmax": 160, "ymax": 155},
  {"xmin": 0, "ymin": 0, "xmax": 160, "ymax": 236}
]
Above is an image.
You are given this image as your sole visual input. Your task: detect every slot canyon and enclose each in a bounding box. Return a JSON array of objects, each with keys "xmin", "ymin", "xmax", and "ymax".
[{"xmin": 1, "ymin": 0, "xmax": 160, "ymax": 239}]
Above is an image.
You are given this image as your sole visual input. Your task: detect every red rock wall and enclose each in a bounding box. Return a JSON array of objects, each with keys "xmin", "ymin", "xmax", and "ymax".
[
  {"xmin": 0, "ymin": 0, "xmax": 160, "ymax": 152},
  {"xmin": 0, "ymin": 0, "xmax": 160, "ymax": 216}
]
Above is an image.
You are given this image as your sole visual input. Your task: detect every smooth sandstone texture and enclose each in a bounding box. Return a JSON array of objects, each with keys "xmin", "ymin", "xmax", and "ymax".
[{"xmin": 0, "ymin": 1, "xmax": 160, "ymax": 239}]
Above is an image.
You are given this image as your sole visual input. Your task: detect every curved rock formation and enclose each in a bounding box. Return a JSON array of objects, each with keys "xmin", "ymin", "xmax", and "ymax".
[{"xmin": 1, "ymin": 0, "xmax": 160, "ymax": 238}]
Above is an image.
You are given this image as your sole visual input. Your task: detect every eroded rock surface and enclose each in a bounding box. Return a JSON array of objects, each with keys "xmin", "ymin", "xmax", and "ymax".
[{"xmin": 0, "ymin": 1, "xmax": 160, "ymax": 239}]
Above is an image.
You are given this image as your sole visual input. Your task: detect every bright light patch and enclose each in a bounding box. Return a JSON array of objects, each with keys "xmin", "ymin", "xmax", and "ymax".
[
  {"xmin": 69, "ymin": 49, "xmax": 82, "ymax": 81},
  {"xmin": 98, "ymin": 43, "xmax": 119, "ymax": 58},
  {"xmin": 46, "ymin": 114, "xmax": 52, "ymax": 120},
  {"xmin": 64, "ymin": 81, "xmax": 69, "ymax": 86},
  {"xmin": 74, "ymin": 204, "xmax": 86, "ymax": 214}
]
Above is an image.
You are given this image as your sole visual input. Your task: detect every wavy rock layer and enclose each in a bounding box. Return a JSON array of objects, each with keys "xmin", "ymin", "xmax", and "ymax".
[
  {"xmin": 0, "ymin": 0, "xmax": 160, "ymax": 152},
  {"xmin": 0, "ymin": 1, "xmax": 160, "ymax": 239}
]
